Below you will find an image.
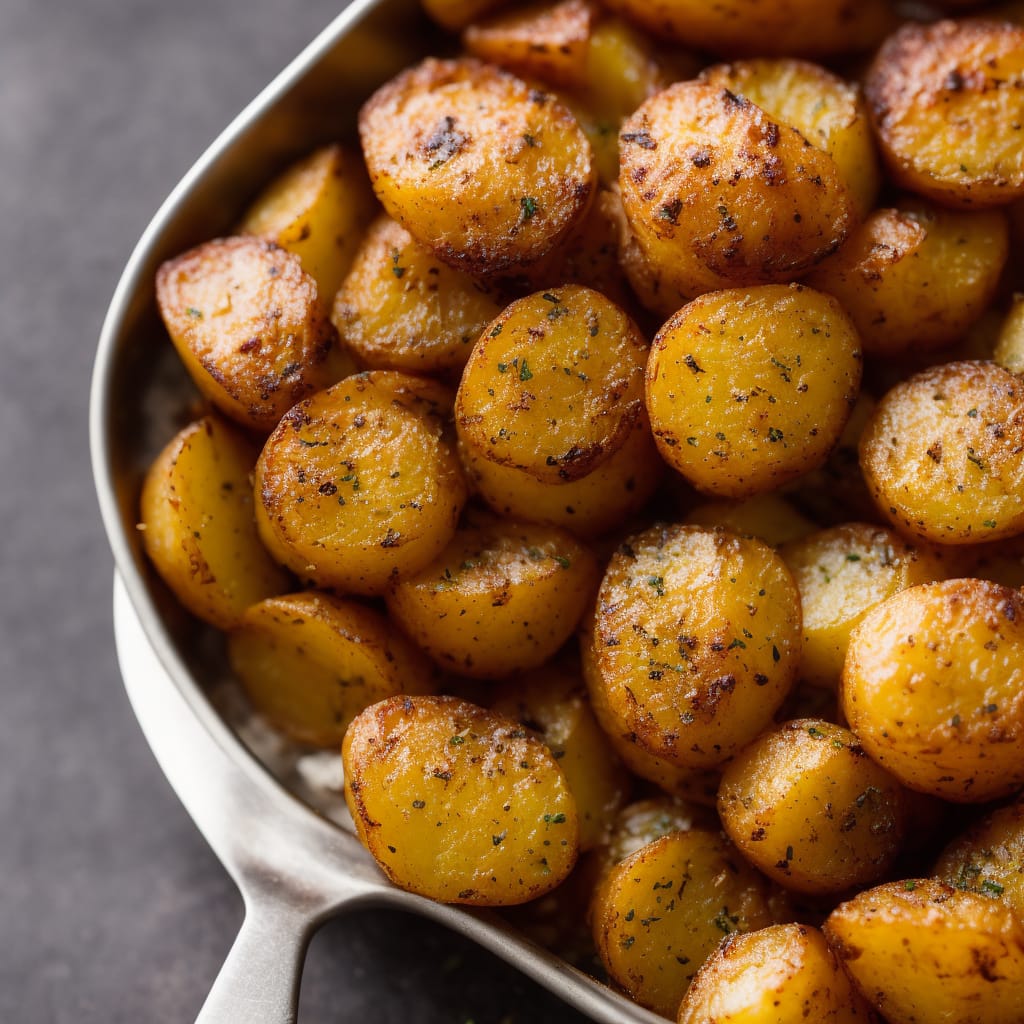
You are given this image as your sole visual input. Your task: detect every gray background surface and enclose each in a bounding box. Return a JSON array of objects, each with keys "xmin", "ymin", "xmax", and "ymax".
[{"xmin": 0, "ymin": 2, "xmax": 589, "ymax": 1020}]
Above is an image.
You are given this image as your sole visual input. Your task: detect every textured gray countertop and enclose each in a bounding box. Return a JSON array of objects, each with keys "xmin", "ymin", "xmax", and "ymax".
[{"xmin": 0, "ymin": 2, "xmax": 588, "ymax": 1020}]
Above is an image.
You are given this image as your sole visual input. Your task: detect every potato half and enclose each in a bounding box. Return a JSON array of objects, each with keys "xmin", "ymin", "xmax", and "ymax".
[{"xmin": 343, "ymin": 694, "xmax": 578, "ymax": 904}]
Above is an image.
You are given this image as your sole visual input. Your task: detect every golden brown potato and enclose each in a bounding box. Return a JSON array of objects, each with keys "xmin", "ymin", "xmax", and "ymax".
[
  {"xmin": 645, "ymin": 285, "xmax": 862, "ymax": 499},
  {"xmin": 227, "ymin": 591, "xmax": 433, "ymax": 747},
  {"xmin": 255, "ymin": 371, "xmax": 466, "ymax": 594},
  {"xmin": 859, "ymin": 360, "xmax": 1024, "ymax": 544},
  {"xmin": 780, "ymin": 523, "xmax": 947, "ymax": 689},
  {"xmin": 239, "ymin": 144, "xmax": 375, "ymax": 311},
  {"xmin": 993, "ymin": 292, "xmax": 1024, "ymax": 373},
  {"xmin": 588, "ymin": 524, "xmax": 801, "ymax": 769},
  {"xmin": 806, "ymin": 200, "xmax": 1009, "ymax": 357},
  {"xmin": 599, "ymin": 797, "xmax": 717, "ymax": 875},
  {"xmin": 824, "ymin": 879, "xmax": 1024, "ymax": 1024},
  {"xmin": 598, "ymin": 0, "xmax": 892, "ymax": 58},
  {"xmin": 489, "ymin": 658, "xmax": 630, "ymax": 850},
  {"xmin": 686, "ymin": 494, "xmax": 815, "ymax": 548},
  {"xmin": 679, "ymin": 923, "xmax": 880, "ymax": 1024},
  {"xmin": 592, "ymin": 829, "xmax": 777, "ymax": 1017},
  {"xmin": 463, "ymin": 0, "xmax": 595, "ymax": 90},
  {"xmin": 865, "ymin": 19, "xmax": 1024, "ymax": 208},
  {"xmin": 139, "ymin": 415, "xmax": 290, "ymax": 630},
  {"xmin": 155, "ymin": 236, "xmax": 336, "ymax": 432},
  {"xmin": 934, "ymin": 799, "xmax": 1024, "ymax": 915},
  {"xmin": 359, "ymin": 58, "xmax": 595, "ymax": 273},
  {"xmin": 331, "ymin": 215, "xmax": 502, "ymax": 375},
  {"xmin": 701, "ymin": 59, "xmax": 879, "ymax": 218},
  {"xmin": 619, "ymin": 83, "xmax": 856, "ymax": 304},
  {"xmin": 343, "ymin": 695, "xmax": 578, "ymax": 904},
  {"xmin": 385, "ymin": 515, "xmax": 598, "ymax": 678},
  {"xmin": 843, "ymin": 578, "xmax": 1024, "ymax": 802},
  {"xmin": 718, "ymin": 719, "xmax": 907, "ymax": 894}
]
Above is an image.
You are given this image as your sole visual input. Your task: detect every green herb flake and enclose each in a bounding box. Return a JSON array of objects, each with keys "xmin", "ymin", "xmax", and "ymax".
[
  {"xmin": 412, "ymin": 799, "xmax": 425, "ymax": 809},
  {"xmin": 767, "ymin": 427, "xmax": 784, "ymax": 443},
  {"xmin": 981, "ymin": 880, "xmax": 1005, "ymax": 897},
  {"xmin": 648, "ymin": 576, "xmax": 665, "ymax": 597},
  {"xmin": 554, "ymin": 555, "xmax": 571, "ymax": 569},
  {"xmin": 984, "ymin": 519, "xmax": 998, "ymax": 529},
  {"xmin": 519, "ymin": 359, "xmax": 533, "ymax": 382},
  {"xmin": 952, "ymin": 714, "xmax": 961, "ymax": 727},
  {"xmin": 520, "ymin": 196, "xmax": 539, "ymax": 220},
  {"xmin": 713, "ymin": 908, "xmax": 738, "ymax": 934},
  {"xmin": 686, "ymin": 436, "xmax": 698, "ymax": 446},
  {"xmin": 492, "ymin": 831, "xmax": 507, "ymax": 846},
  {"xmin": 904, "ymin": 880, "xmax": 917, "ymax": 892},
  {"xmin": 967, "ymin": 408, "xmax": 979, "ymax": 418},
  {"xmin": 449, "ymin": 735, "xmax": 466, "ymax": 746},
  {"xmin": 727, "ymin": 638, "xmax": 746, "ymax": 650},
  {"xmin": 186, "ymin": 306, "xmax": 203, "ymax": 319},
  {"xmin": 490, "ymin": 323, "xmax": 503, "ymax": 338},
  {"xmin": 497, "ymin": 362, "xmax": 508, "ymax": 373},
  {"xmin": 543, "ymin": 812, "xmax": 567, "ymax": 824},
  {"xmin": 846, "ymin": 553, "xmax": 861, "ymax": 562},
  {"xmin": 807, "ymin": 726, "xmax": 826, "ymax": 739}
]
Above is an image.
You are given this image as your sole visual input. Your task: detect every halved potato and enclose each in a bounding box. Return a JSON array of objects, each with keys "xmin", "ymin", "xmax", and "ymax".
[
  {"xmin": 228, "ymin": 591, "xmax": 433, "ymax": 747},
  {"xmin": 139, "ymin": 415, "xmax": 290, "ymax": 629},
  {"xmin": 343, "ymin": 694, "xmax": 578, "ymax": 904}
]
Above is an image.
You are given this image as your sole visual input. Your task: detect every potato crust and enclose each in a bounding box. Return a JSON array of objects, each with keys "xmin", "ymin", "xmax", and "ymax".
[
  {"xmin": 678, "ymin": 924, "xmax": 879, "ymax": 1024},
  {"xmin": 588, "ymin": 524, "xmax": 801, "ymax": 768},
  {"xmin": 618, "ymin": 81, "xmax": 855, "ymax": 299},
  {"xmin": 255, "ymin": 371, "xmax": 466, "ymax": 594},
  {"xmin": 718, "ymin": 719, "xmax": 907, "ymax": 894},
  {"xmin": 859, "ymin": 360, "xmax": 1024, "ymax": 544},
  {"xmin": 824, "ymin": 879, "xmax": 1024, "ymax": 1024},
  {"xmin": 645, "ymin": 285, "xmax": 862, "ymax": 499},
  {"xmin": 155, "ymin": 236, "xmax": 336, "ymax": 432},
  {"xmin": 139, "ymin": 415, "xmax": 290, "ymax": 630},
  {"xmin": 842, "ymin": 578, "xmax": 1024, "ymax": 802},
  {"xmin": 865, "ymin": 19, "xmax": 1024, "ymax": 207},
  {"xmin": 343, "ymin": 695, "xmax": 578, "ymax": 905},
  {"xmin": 228, "ymin": 591, "xmax": 434, "ymax": 747},
  {"xmin": 359, "ymin": 57, "xmax": 595, "ymax": 273}
]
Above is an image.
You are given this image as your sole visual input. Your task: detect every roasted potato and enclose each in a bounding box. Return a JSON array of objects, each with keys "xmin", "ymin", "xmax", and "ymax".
[
  {"xmin": 597, "ymin": 0, "xmax": 892, "ymax": 58},
  {"xmin": 155, "ymin": 236, "xmax": 336, "ymax": 432},
  {"xmin": 993, "ymin": 292, "xmax": 1024, "ymax": 374},
  {"xmin": 239, "ymin": 144, "xmax": 375, "ymax": 311},
  {"xmin": 359, "ymin": 58, "xmax": 595, "ymax": 273},
  {"xmin": 718, "ymin": 719, "xmax": 907, "ymax": 894},
  {"xmin": 678, "ymin": 923, "xmax": 880, "ymax": 1024},
  {"xmin": 843, "ymin": 578, "xmax": 1024, "ymax": 802},
  {"xmin": 934, "ymin": 798, "xmax": 1024, "ymax": 915},
  {"xmin": 865, "ymin": 19, "xmax": 1024, "ymax": 208},
  {"xmin": 618, "ymin": 82, "xmax": 856, "ymax": 305},
  {"xmin": 806, "ymin": 199, "xmax": 1009, "ymax": 357},
  {"xmin": 385, "ymin": 515, "xmax": 598, "ymax": 678},
  {"xmin": 859, "ymin": 360, "xmax": 1024, "ymax": 544},
  {"xmin": 331, "ymin": 215, "xmax": 502, "ymax": 375},
  {"xmin": 139, "ymin": 415, "xmax": 289, "ymax": 629},
  {"xmin": 255, "ymin": 371, "xmax": 466, "ymax": 594},
  {"xmin": 645, "ymin": 285, "xmax": 863, "ymax": 498},
  {"xmin": 591, "ymin": 829, "xmax": 777, "ymax": 1017},
  {"xmin": 685, "ymin": 494, "xmax": 816, "ymax": 548},
  {"xmin": 701, "ymin": 59, "xmax": 879, "ymax": 218},
  {"xmin": 824, "ymin": 879, "xmax": 1024, "ymax": 1024},
  {"xmin": 490, "ymin": 658, "xmax": 631, "ymax": 850},
  {"xmin": 780, "ymin": 523, "xmax": 947, "ymax": 689},
  {"xmin": 343, "ymin": 694, "xmax": 578, "ymax": 904},
  {"xmin": 588, "ymin": 524, "xmax": 801, "ymax": 768},
  {"xmin": 228, "ymin": 591, "xmax": 433, "ymax": 747},
  {"xmin": 598, "ymin": 797, "xmax": 718, "ymax": 876}
]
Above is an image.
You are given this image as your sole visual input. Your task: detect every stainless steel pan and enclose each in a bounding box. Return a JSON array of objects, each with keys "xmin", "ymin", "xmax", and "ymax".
[{"xmin": 90, "ymin": 1, "xmax": 662, "ymax": 1020}]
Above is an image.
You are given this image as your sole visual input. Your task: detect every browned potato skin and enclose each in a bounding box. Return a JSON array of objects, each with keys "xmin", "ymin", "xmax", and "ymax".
[
  {"xmin": 718, "ymin": 719, "xmax": 907, "ymax": 894},
  {"xmin": 824, "ymin": 879, "xmax": 1024, "ymax": 1024},
  {"xmin": 463, "ymin": 0, "xmax": 595, "ymax": 90},
  {"xmin": 255, "ymin": 371, "xmax": 467, "ymax": 595},
  {"xmin": 843, "ymin": 578, "xmax": 1024, "ymax": 802},
  {"xmin": 227, "ymin": 591, "xmax": 434, "ymax": 747},
  {"xmin": 806, "ymin": 200, "xmax": 1009, "ymax": 357},
  {"xmin": 140, "ymin": 415, "xmax": 290, "ymax": 630},
  {"xmin": 343, "ymin": 695, "xmax": 578, "ymax": 905},
  {"xmin": 592, "ymin": 829, "xmax": 777, "ymax": 1017},
  {"xmin": 934, "ymin": 799, "xmax": 1024, "ymax": 914},
  {"xmin": 618, "ymin": 82, "xmax": 856, "ymax": 302},
  {"xmin": 385, "ymin": 516, "xmax": 598, "ymax": 679},
  {"xmin": 865, "ymin": 20, "xmax": 1024, "ymax": 208},
  {"xmin": 589, "ymin": 524, "xmax": 801, "ymax": 769},
  {"xmin": 332, "ymin": 215, "xmax": 502, "ymax": 375},
  {"xmin": 490, "ymin": 658, "xmax": 631, "ymax": 851},
  {"xmin": 679, "ymin": 924, "xmax": 881, "ymax": 1024},
  {"xmin": 859, "ymin": 360, "xmax": 1024, "ymax": 544},
  {"xmin": 359, "ymin": 58, "xmax": 595, "ymax": 274},
  {"xmin": 156, "ymin": 237, "xmax": 335, "ymax": 433},
  {"xmin": 598, "ymin": 0, "xmax": 893, "ymax": 58}
]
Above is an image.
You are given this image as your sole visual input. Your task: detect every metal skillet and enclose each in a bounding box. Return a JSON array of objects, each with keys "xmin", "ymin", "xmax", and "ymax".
[{"xmin": 89, "ymin": 0, "xmax": 664, "ymax": 1020}]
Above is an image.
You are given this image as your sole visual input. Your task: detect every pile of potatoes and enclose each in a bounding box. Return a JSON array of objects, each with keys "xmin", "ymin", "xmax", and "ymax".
[{"xmin": 139, "ymin": 1, "xmax": 1024, "ymax": 1020}]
